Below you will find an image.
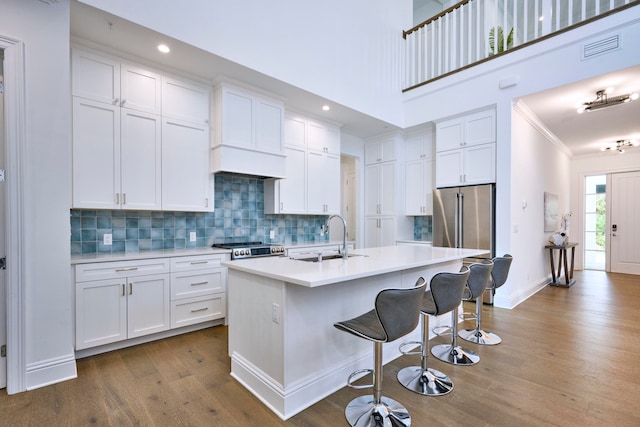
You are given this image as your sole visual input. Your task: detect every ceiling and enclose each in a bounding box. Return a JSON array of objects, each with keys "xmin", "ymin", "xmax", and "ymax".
[
  {"xmin": 519, "ymin": 65, "xmax": 640, "ymax": 157},
  {"xmin": 71, "ymin": 2, "xmax": 640, "ymax": 156}
]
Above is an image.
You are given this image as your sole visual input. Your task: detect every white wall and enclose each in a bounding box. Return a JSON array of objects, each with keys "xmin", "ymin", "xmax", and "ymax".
[
  {"xmin": 79, "ymin": 0, "xmax": 413, "ymax": 128},
  {"xmin": 1, "ymin": 0, "xmax": 75, "ymax": 391},
  {"xmin": 402, "ymin": 8, "xmax": 640, "ymax": 308}
]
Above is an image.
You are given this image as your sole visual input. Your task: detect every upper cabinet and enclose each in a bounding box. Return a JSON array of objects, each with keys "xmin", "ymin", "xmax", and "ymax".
[
  {"xmin": 71, "ymin": 47, "xmax": 213, "ymax": 212},
  {"xmin": 365, "ymin": 137, "xmax": 396, "ymax": 165},
  {"xmin": 404, "ymin": 125, "xmax": 434, "ymax": 215},
  {"xmin": 435, "ymin": 108, "xmax": 496, "ymax": 188},
  {"xmin": 212, "ymin": 82, "xmax": 286, "ymax": 178},
  {"xmin": 264, "ymin": 113, "xmax": 341, "ymax": 215}
]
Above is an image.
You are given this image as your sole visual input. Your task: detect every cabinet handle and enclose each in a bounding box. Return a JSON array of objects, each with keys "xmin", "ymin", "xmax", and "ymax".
[
  {"xmin": 463, "ymin": 174, "xmax": 466, "ymax": 182},
  {"xmin": 129, "ymin": 283, "xmax": 133, "ymax": 295},
  {"xmin": 115, "ymin": 193, "xmax": 120, "ymax": 205},
  {"xmin": 120, "ymin": 99, "xmax": 126, "ymax": 106},
  {"xmin": 113, "ymin": 98, "xmax": 119, "ymax": 105},
  {"xmin": 122, "ymin": 193, "xmax": 126, "ymax": 205},
  {"xmin": 190, "ymin": 307, "xmax": 209, "ymax": 313},
  {"xmin": 121, "ymin": 284, "xmax": 125, "ymax": 296},
  {"xmin": 205, "ymin": 198, "xmax": 209, "ymax": 208},
  {"xmin": 280, "ymin": 201, "xmax": 284, "ymax": 210},
  {"xmin": 190, "ymin": 260, "xmax": 208, "ymax": 265},
  {"xmin": 190, "ymin": 281, "xmax": 208, "ymax": 286},
  {"xmin": 115, "ymin": 267, "xmax": 138, "ymax": 272}
]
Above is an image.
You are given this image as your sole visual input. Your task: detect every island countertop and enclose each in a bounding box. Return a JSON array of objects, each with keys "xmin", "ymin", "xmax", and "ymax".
[{"xmin": 222, "ymin": 245, "xmax": 488, "ymax": 287}]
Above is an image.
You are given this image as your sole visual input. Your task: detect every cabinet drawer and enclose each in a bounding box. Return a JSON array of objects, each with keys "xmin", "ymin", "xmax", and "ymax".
[
  {"xmin": 75, "ymin": 258, "xmax": 170, "ymax": 282},
  {"xmin": 170, "ymin": 254, "xmax": 227, "ymax": 271},
  {"xmin": 171, "ymin": 294, "xmax": 225, "ymax": 328},
  {"xmin": 171, "ymin": 269, "xmax": 226, "ymax": 300}
]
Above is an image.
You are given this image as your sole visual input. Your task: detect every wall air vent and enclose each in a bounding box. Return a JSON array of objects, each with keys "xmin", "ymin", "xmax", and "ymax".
[{"xmin": 582, "ymin": 34, "xmax": 620, "ymax": 60}]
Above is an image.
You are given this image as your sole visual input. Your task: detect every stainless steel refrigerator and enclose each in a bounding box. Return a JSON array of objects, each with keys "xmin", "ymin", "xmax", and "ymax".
[{"xmin": 433, "ymin": 184, "xmax": 495, "ymax": 303}]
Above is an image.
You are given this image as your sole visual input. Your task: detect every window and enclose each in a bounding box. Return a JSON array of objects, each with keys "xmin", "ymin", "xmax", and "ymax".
[{"xmin": 584, "ymin": 175, "xmax": 606, "ymax": 270}]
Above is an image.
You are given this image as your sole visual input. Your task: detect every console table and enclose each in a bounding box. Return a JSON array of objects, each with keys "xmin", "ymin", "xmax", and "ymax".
[{"xmin": 545, "ymin": 242, "xmax": 578, "ymax": 287}]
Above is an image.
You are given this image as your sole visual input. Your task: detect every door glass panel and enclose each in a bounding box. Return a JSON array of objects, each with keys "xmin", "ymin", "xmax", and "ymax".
[{"xmin": 584, "ymin": 175, "xmax": 606, "ymax": 270}]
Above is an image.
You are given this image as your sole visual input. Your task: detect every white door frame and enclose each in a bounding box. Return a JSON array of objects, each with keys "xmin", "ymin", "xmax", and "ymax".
[{"xmin": 1, "ymin": 35, "xmax": 27, "ymax": 394}]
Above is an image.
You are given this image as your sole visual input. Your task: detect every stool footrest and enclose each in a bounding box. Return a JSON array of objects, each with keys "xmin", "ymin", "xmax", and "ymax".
[
  {"xmin": 347, "ymin": 369, "xmax": 374, "ymax": 389},
  {"xmin": 432, "ymin": 325, "xmax": 452, "ymax": 337},
  {"xmin": 459, "ymin": 311, "xmax": 477, "ymax": 322},
  {"xmin": 399, "ymin": 341, "xmax": 422, "ymax": 356}
]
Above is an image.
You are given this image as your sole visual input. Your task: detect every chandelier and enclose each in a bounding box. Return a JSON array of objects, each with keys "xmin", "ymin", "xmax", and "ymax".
[
  {"xmin": 600, "ymin": 139, "xmax": 639, "ymax": 153},
  {"xmin": 577, "ymin": 88, "xmax": 638, "ymax": 113}
]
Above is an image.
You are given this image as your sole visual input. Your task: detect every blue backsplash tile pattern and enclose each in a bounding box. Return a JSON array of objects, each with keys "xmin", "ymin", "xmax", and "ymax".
[
  {"xmin": 413, "ymin": 215, "xmax": 433, "ymax": 241},
  {"xmin": 71, "ymin": 175, "xmax": 330, "ymax": 255}
]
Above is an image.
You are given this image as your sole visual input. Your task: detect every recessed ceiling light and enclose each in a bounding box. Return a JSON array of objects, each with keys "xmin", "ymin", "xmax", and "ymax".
[
  {"xmin": 322, "ymin": 105, "xmax": 330, "ymax": 111},
  {"xmin": 158, "ymin": 44, "xmax": 170, "ymax": 53}
]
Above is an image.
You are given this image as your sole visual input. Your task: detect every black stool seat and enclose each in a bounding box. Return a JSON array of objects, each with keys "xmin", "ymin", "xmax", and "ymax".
[
  {"xmin": 397, "ymin": 268, "xmax": 470, "ymax": 396},
  {"xmin": 334, "ymin": 279, "xmax": 427, "ymax": 427}
]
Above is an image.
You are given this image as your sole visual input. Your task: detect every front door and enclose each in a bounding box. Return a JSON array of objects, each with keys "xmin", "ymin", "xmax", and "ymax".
[{"xmin": 610, "ymin": 171, "xmax": 640, "ymax": 274}]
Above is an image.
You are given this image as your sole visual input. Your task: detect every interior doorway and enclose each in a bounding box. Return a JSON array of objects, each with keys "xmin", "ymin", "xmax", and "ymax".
[
  {"xmin": 1, "ymin": 48, "xmax": 6, "ymax": 389},
  {"xmin": 584, "ymin": 175, "xmax": 606, "ymax": 270}
]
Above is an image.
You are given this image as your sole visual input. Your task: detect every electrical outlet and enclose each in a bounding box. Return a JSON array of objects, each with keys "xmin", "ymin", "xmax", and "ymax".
[
  {"xmin": 103, "ymin": 233, "xmax": 112, "ymax": 245},
  {"xmin": 272, "ymin": 303, "xmax": 280, "ymax": 324},
  {"xmin": 270, "ymin": 230, "xmax": 275, "ymax": 239},
  {"xmin": 189, "ymin": 231, "xmax": 197, "ymax": 242}
]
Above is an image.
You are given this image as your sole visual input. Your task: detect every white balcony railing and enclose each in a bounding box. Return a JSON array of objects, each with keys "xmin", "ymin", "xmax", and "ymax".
[{"xmin": 403, "ymin": 0, "xmax": 639, "ymax": 91}]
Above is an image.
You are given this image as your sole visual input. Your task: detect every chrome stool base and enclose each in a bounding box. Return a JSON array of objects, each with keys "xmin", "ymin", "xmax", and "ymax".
[
  {"xmin": 431, "ymin": 344, "xmax": 480, "ymax": 365},
  {"xmin": 345, "ymin": 395, "xmax": 411, "ymax": 427},
  {"xmin": 397, "ymin": 366, "xmax": 453, "ymax": 396},
  {"xmin": 458, "ymin": 328, "xmax": 502, "ymax": 345}
]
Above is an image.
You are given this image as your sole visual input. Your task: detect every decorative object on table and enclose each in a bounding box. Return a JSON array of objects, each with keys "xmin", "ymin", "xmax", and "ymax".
[
  {"xmin": 548, "ymin": 232, "xmax": 567, "ymax": 246},
  {"xmin": 543, "ymin": 192, "xmax": 558, "ymax": 232}
]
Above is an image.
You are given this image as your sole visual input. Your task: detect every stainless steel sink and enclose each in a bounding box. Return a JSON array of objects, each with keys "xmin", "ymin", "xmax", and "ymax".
[{"xmin": 291, "ymin": 253, "xmax": 365, "ymax": 262}]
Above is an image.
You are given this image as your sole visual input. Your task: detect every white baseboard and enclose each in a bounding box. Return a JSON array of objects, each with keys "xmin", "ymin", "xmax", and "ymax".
[{"xmin": 25, "ymin": 353, "xmax": 77, "ymax": 390}]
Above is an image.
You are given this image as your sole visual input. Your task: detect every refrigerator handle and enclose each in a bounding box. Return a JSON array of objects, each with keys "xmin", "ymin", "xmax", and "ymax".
[{"xmin": 456, "ymin": 191, "xmax": 463, "ymax": 248}]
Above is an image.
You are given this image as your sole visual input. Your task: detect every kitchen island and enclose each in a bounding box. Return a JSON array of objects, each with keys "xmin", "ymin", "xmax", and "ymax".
[{"xmin": 224, "ymin": 245, "xmax": 488, "ymax": 420}]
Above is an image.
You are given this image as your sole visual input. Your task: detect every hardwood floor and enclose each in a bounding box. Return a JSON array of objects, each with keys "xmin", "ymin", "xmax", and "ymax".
[{"xmin": 2, "ymin": 270, "xmax": 639, "ymax": 426}]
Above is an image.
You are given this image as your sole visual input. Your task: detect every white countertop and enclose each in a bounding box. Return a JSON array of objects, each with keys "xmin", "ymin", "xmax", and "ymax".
[
  {"xmin": 70, "ymin": 247, "xmax": 231, "ymax": 264},
  {"xmin": 223, "ymin": 245, "xmax": 488, "ymax": 287}
]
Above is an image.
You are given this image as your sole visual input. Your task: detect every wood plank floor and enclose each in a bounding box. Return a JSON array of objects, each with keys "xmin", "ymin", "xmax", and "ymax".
[{"xmin": 2, "ymin": 270, "xmax": 639, "ymax": 426}]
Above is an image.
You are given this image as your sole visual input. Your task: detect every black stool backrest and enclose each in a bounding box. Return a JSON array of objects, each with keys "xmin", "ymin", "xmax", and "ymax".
[
  {"xmin": 491, "ymin": 254, "xmax": 513, "ymax": 290},
  {"xmin": 467, "ymin": 260, "xmax": 494, "ymax": 299},
  {"xmin": 429, "ymin": 267, "xmax": 470, "ymax": 315},
  {"xmin": 376, "ymin": 277, "xmax": 427, "ymax": 342}
]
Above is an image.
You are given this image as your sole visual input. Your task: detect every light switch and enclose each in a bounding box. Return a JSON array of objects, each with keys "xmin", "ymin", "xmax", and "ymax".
[
  {"xmin": 103, "ymin": 233, "xmax": 112, "ymax": 245},
  {"xmin": 189, "ymin": 231, "xmax": 197, "ymax": 242}
]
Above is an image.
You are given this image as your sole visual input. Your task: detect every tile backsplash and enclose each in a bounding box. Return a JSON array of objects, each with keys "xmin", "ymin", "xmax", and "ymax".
[
  {"xmin": 413, "ymin": 215, "xmax": 433, "ymax": 241},
  {"xmin": 71, "ymin": 175, "xmax": 330, "ymax": 255}
]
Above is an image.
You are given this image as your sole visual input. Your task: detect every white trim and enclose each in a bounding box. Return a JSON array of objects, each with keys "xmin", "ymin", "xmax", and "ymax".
[
  {"xmin": 0, "ymin": 35, "xmax": 26, "ymax": 394},
  {"xmin": 513, "ymin": 100, "xmax": 573, "ymax": 158},
  {"xmin": 25, "ymin": 353, "xmax": 77, "ymax": 391}
]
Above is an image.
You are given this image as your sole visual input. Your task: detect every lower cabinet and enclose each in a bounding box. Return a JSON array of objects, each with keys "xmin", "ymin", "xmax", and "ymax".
[
  {"xmin": 365, "ymin": 217, "xmax": 396, "ymax": 248},
  {"xmin": 75, "ymin": 253, "xmax": 227, "ymax": 351}
]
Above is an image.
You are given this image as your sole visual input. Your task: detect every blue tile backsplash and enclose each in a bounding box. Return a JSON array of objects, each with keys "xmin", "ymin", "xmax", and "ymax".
[
  {"xmin": 413, "ymin": 215, "xmax": 433, "ymax": 241},
  {"xmin": 71, "ymin": 174, "xmax": 330, "ymax": 255}
]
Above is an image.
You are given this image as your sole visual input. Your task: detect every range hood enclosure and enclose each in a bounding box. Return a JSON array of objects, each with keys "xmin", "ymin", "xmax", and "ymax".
[{"xmin": 212, "ymin": 81, "xmax": 287, "ymax": 178}]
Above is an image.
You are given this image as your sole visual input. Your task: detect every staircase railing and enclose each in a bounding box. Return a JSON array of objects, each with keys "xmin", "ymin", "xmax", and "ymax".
[{"xmin": 403, "ymin": 0, "xmax": 639, "ymax": 92}]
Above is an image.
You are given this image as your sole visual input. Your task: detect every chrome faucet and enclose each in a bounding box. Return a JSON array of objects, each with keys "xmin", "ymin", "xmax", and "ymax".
[{"xmin": 326, "ymin": 214, "xmax": 348, "ymax": 259}]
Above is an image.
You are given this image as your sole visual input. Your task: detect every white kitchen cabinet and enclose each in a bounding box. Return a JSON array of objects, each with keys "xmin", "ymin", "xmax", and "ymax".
[
  {"xmin": 264, "ymin": 114, "xmax": 341, "ymax": 215},
  {"xmin": 435, "ymin": 108, "xmax": 496, "ymax": 188},
  {"xmin": 436, "ymin": 108, "xmax": 495, "ymax": 152},
  {"xmin": 72, "ymin": 97, "xmax": 162, "ymax": 210},
  {"xmin": 212, "ymin": 82, "xmax": 286, "ymax": 177},
  {"xmin": 365, "ymin": 162, "xmax": 395, "ymax": 216},
  {"xmin": 405, "ymin": 126, "xmax": 434, "ymax": 215},
  {"xmin": 170, "ymin": 254, "xmax": 227, "ymax": 329},
  {"xmin": 365, "ymin": 217, "xmax": 396, "ymax": 248},
  {"xmin": 72, "ymin": 48, "xmax": 161, "ymax": 115},
  {"xmin": 75, "ymin": 259, "xmax": 171, "ymax": 350},
  {"xmin": 435, "ymin": 143, "xmax": 495, "ymax": 187},
  {"xmin": 161, "ymin": 118, "xmax": 212, "ymax": 212},
  {"xmin": 365, "ymin": 136, "xmax": 396, "ymax": 165},
  {"xmin": 161, "ymin": 76, "xmax": 210, "ymax": 125}
]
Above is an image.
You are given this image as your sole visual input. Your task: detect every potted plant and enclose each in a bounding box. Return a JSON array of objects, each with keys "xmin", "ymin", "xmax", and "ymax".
[{"xmin": 488, "ymin": 26, "xmax": 514, "ymax": 56}]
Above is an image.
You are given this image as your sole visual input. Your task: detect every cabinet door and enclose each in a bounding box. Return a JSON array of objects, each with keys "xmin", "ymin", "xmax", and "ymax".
[
  {"xmin": 423, "ymin": 160, "xmax": 434, "ymax": 215},
  {"xmin": 324, "ymin": 152, "xmax": 341, "ymax": 214},
  {"xmin": 365, "ymin": 164, "xmax": 381, "ymax": 215},
  {"xmin": 76, "ymin": 278, "xmax": 127, "ymax": 350},
  {"xmin": 405, "ymin": 160, "xmax": 424, "ymax": 215},
  {"xmin": 127, "ymin": 273, "xmax": 171, "ymax": 338},
  {"xmin": 279, "ymin": 146, "xmax": 307, "ymax": 214},
  {"xmin": 436, "ymin": 118, "xmax": 464, "ymax": 152},
  {"xmin": 380, "ymin": 217, "xmax": 396, "ymax": 246},
  {"xmin": 72, "ymin": 97, "xmax": 121, "ymax": 209},
  {"xmin": 284, "ymin": 115, "xmax": 307, "ymax": 148},
  {"xmin": 435, "ymin": 149, "xmax": 464, "ymax": 188},
  {"xmin": 162, "ymin": 118, "xmax": 212, "ymax": 212},
  {"xmin": 364, "ymin": 217, "xmax": 381, "ymax": 248},
  {"xmin": 380, "ymin": 162, "xmax": 396, "ymax": 216},
  {"xmin": 255, "ymin": 97, "xmax": 283, "ymax": 154},
  {"xmin": 120, "ymin": 109, "xmax": 162, "ymax": 210},
  {"xmin": 463, "ymin": 143, "xmax": 496, "ymax": 185},
  {"xmin": 162, "ymin": 76, "xmax": 210, "ymax": 125},
  {"xmin": 464, "ymin": 109, "xmax": 495, "ymax": 147},
  {"xmin": 121, "ymin": 64, "xmax": 162, "ymax": 114},
  {"xmin": 307, "ymin": 150, "xmax": 326, "ymax": 214},
  {"xmin": 307, "ymin": 121, "xmax": 325, "ymax": 152},
  {"xmin": 71, "ymin": 48, "xmax": 119, "ymax": 105},
  {"xmin": 221, "ymin": 88, "xmax": 253, "ymax": 147}
]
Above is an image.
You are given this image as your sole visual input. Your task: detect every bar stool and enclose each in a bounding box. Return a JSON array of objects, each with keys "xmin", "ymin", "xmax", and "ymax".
[
  {"xmin": 431, "ymin": 266, "xmax": 480, "ymax": 366},
  {"xmin": 458, "ymin": 260, "xmax": 495, "ymax": 345},
  {"xmin": 334, "ymin": 278, "xmax": 427, "ymax": 427},
  {"xmin": 397, "ymin": 268, "xmax": 470, "ymax": 396},
  {"xmin": 463, "ymin": 254, "xmax": 513, "ymax": 345}
]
